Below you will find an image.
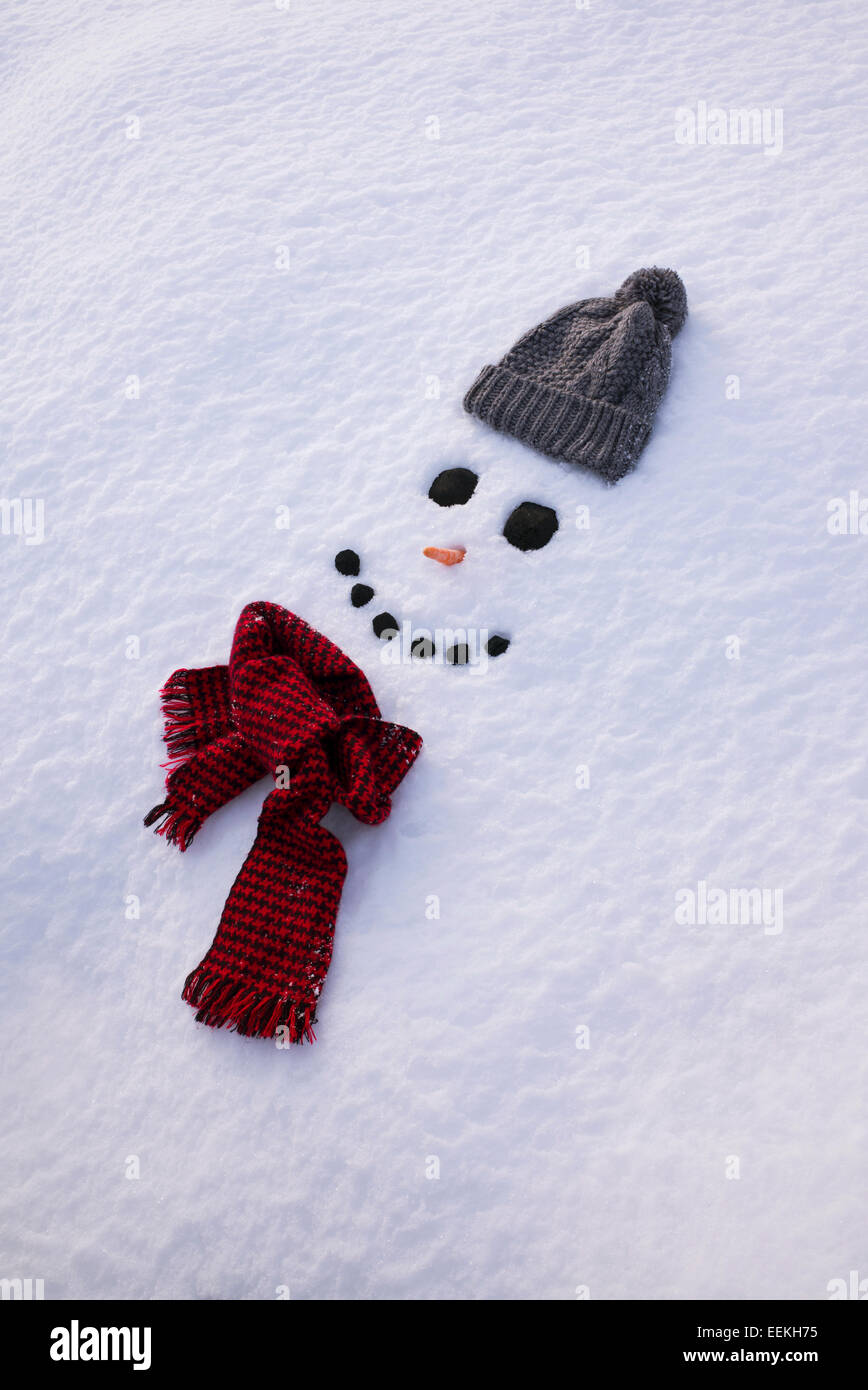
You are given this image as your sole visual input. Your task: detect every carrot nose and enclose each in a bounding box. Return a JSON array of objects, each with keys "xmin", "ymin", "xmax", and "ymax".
[{"xmin": 423, "ymin": 545, "xmax": 466, "ymax": 566}]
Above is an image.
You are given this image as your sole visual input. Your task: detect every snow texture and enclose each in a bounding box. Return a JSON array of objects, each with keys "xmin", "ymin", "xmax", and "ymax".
[{"xmin": 2, "ymin": 0, "xmax": 867, "ymax": 1301}]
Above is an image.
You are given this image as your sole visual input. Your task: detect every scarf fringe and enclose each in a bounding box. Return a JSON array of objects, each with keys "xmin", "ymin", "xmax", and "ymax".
[
  {"xmin": 182, "ymin": 967, "xmax": 317, "ymax": 1044},
  {"xmin": 159, "ymin": 670, "xmax": 206, "ymax": 762},
  {"xmin": 143, "ymin": 801, "xmax": 201, "ymax": 852}
]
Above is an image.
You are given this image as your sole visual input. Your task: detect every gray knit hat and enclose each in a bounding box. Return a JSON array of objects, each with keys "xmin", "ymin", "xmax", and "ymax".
[{"xmin": 463, "ymin": 267, "xmax": 687, "ymax": 483}]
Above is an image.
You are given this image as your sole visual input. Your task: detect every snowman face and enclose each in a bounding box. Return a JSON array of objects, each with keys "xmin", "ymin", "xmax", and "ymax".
[{"xmin": 334, "ymin": 467, "xmax": 559, "ymax": 666}]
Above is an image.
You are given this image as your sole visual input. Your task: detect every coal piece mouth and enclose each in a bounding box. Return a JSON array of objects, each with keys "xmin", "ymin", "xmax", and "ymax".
[
  {"xmin": 369, "ymin": 603, "xmax": 510, "ymax": 665},
  {"xmin": 334, "ymin": 550, "xmax": 510, "ymax": 665}
]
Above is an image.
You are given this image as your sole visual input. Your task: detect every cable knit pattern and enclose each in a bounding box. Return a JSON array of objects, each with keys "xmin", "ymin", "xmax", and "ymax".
[
  {"xmin": 144, "ymin": 602, "xmax": 422, "ymax": 1043},
  {"xmin": 464, "ymin": 267, "xmax": 687, "ymax": 483}
]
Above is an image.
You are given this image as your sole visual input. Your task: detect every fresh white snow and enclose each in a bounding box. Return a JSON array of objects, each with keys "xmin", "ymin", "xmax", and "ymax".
[{"xmin": 1, "ymin": 0, "xmax": 866, "ymax": 1300}]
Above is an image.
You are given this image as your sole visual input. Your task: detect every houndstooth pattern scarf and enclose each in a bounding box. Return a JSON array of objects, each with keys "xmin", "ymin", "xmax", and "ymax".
[{"xmin": 145, "ymin": 601, "xmax": 422, "ymax": 1044}]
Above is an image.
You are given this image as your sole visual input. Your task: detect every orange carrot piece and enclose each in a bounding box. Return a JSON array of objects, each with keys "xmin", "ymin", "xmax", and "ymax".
[{"xmin": 423, "ymin": 545, "xmax": 466, "ymax": 566}]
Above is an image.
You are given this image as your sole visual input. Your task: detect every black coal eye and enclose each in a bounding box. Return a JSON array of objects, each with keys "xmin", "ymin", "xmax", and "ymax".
[
  {"xmin": 503, "ymin": 501, "xmax": 558, "ymax": 551},
  {"xmin": 428, "ymin": 467, "xmax": 478, "ymax": 507}
]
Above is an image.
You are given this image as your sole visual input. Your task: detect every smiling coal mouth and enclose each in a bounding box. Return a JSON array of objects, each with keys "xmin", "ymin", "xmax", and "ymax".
[{"xmin": 334, "ymin": 548, "xmax": 510, "ymax": 664}]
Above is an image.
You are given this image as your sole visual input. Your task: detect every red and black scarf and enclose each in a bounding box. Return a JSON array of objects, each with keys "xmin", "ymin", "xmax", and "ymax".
[{"xmin": 145, "ymin": 601, "xmax": 422, "ymax": 1043}]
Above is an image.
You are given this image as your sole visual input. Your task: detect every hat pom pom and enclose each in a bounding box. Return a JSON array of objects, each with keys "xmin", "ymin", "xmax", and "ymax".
[{"xmin": 615, "ymin": 267, "xmax": 687, "ymax": 336}]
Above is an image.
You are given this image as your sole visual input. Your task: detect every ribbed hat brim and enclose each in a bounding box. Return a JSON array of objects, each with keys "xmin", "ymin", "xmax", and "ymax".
[{"xmin": 463, "ymin": 363, "xmax": 651, "ymax": 483}]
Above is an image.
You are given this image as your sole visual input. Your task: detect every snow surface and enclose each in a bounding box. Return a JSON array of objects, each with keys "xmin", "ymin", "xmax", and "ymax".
[{"xmin": 2, "ymin": 0, "xmax": 867, "ymax": 1301}]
